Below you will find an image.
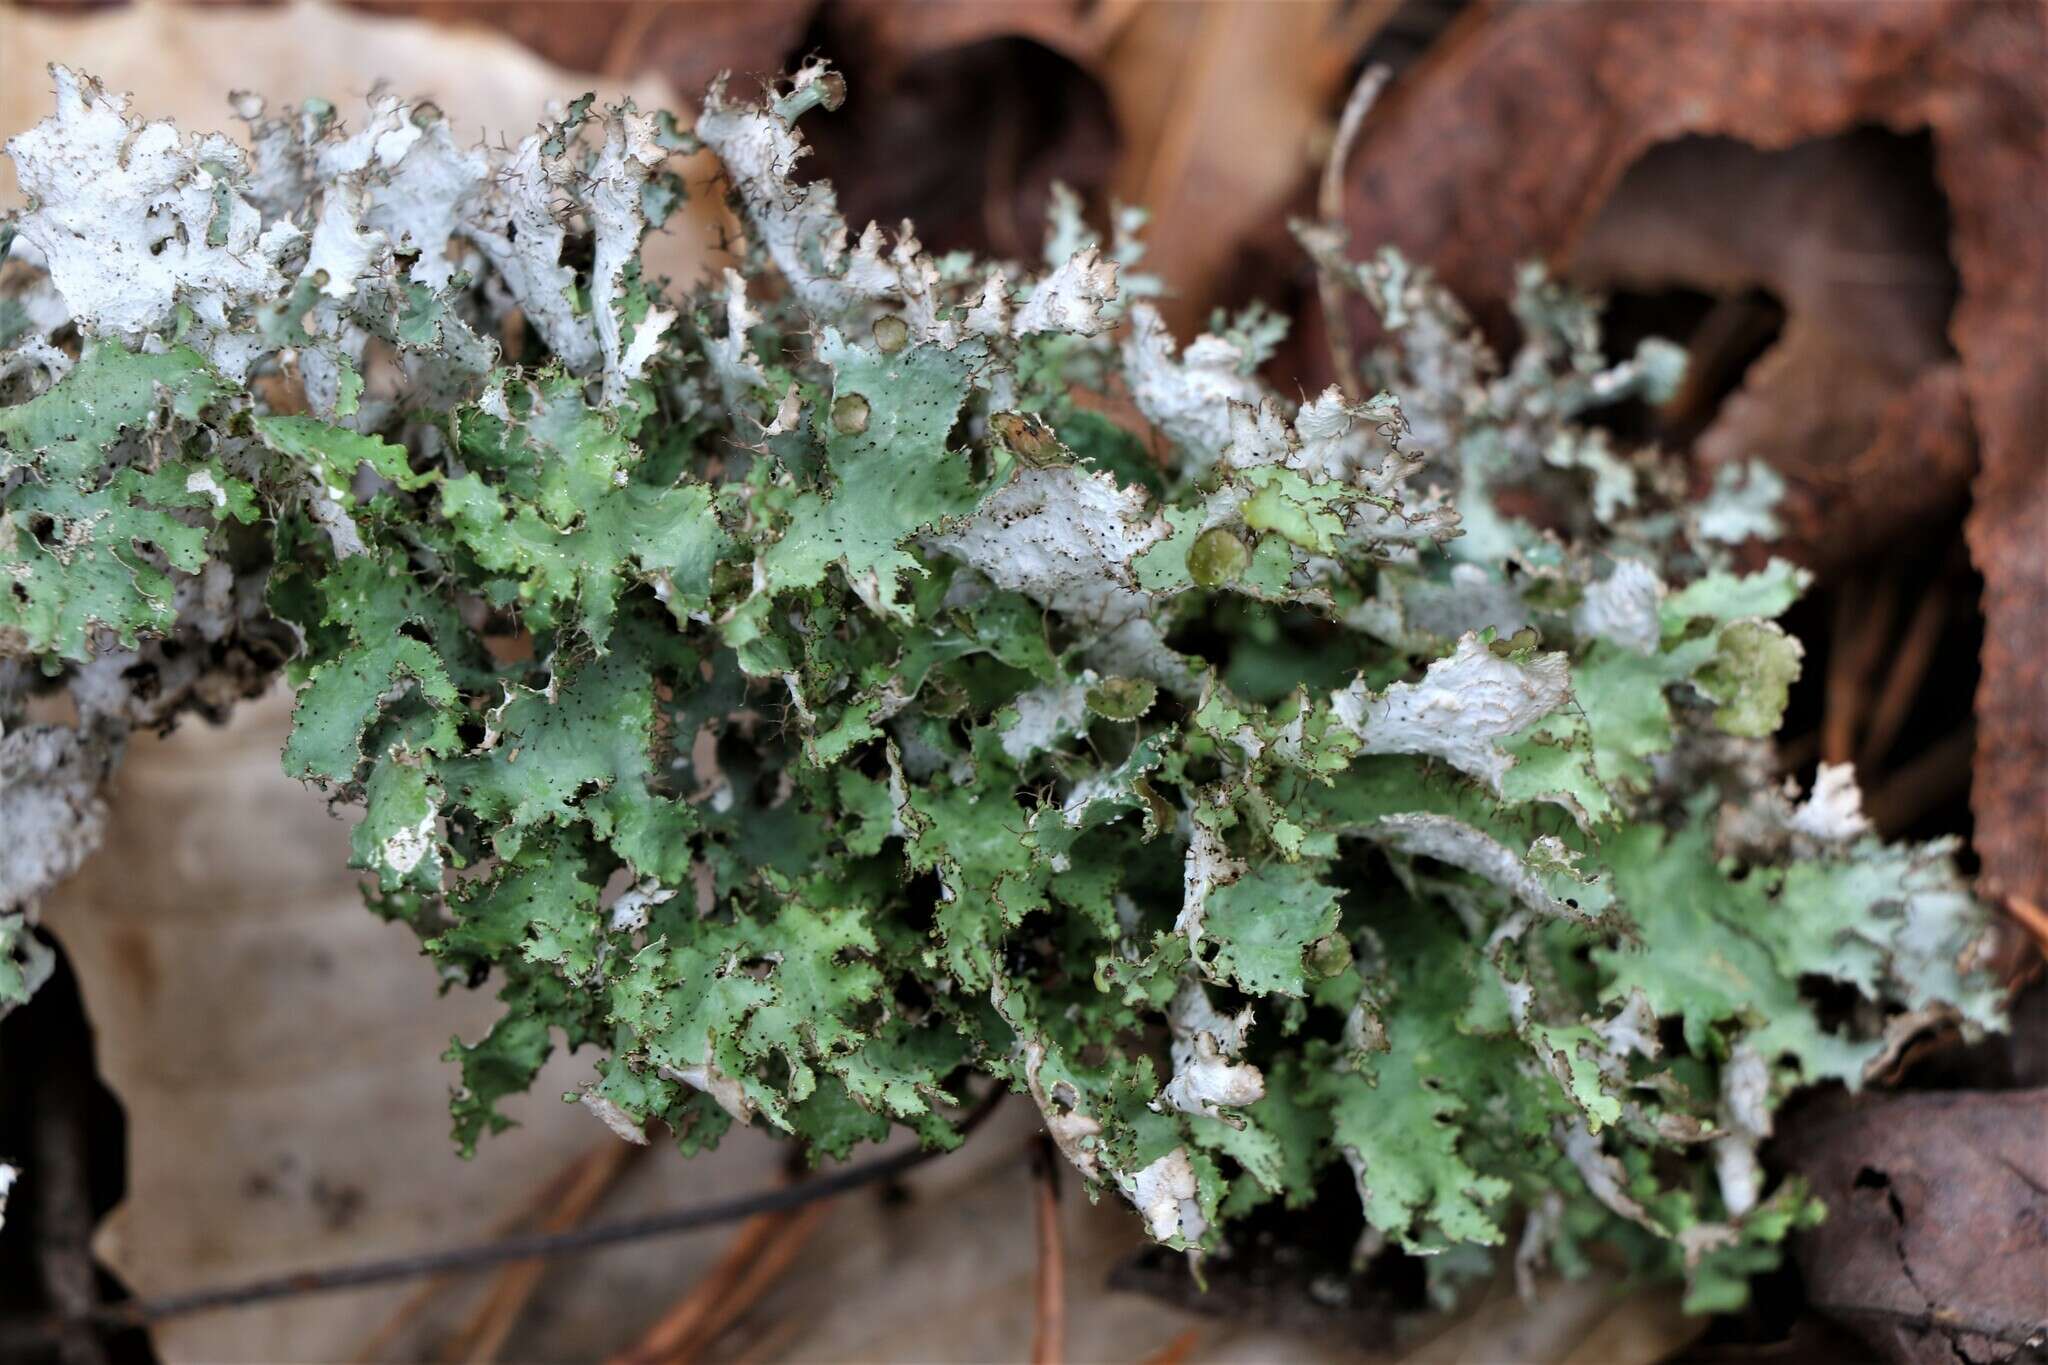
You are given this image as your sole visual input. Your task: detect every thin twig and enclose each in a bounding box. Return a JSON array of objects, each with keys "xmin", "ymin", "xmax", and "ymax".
[
  {"xmin": 1136, "ymin": 4, "xmax": 1233, "ymax": 257},
  {"xmin": 1820, "ymin": 583, "xmax": 1865, "ymax": 767},
  {"xmin": 725, "ymin": 1314, "xmax": 810, "ymax": 1365},
  {"xmin": 598, "ymin": 3, "xmax": 662, "ymax": 82},
  {"xmin": 1141, "ymin": 1326, "xmax": 1206, "ymax": 1365},
  {"xmin": 608, "ymin": 1205, "xmax": 796, "ymax": 1365},
  {"xmin": 351, "ymin": 1138, "xmax": 609, "ymax": 1362},
  {"xmin": 448, "ymin": 1139, "xmax": 645, "ymax": 1363},
  {"xmin": 2001, "ymin": 939, "xmax": 2046, "ymax": 998},
  {"xmin": 2005, "ymin": 896, "xmax": 2048, "ymax": 963},
  {"xmin": 1776, "ymin": 730, "xmax": 1820, "ymax": 775},
  {"xmin": 1856, "ymin": 583, "xmax": 1950, "ymax": 773},
  {"xmin": 1322, "ymin": 70, "xmax": 1392, "ymax": 223},
  {"xmin": 1822, "ymin": 572, "xmax": 1899, "ymax": 766},
  {"xmin": 1031, "ymin": 1137, "xmax": 1067, "ymax": 1365},
  {"xmin": 667, "ymin": 1199, "xmax": 833, "ymax": 1364},
  {"xmin": 1863, "ymin": 726, "xmax": 1973, "ymax": 835},
  {"xmin": 1082, "ymin": 0, "xmax": 1150, "ymax": 49},
  {"xmin": 1657, "ymin": 292, "xmax": 1784, "ymax": 433},
  {"xmin": 1316, "ymin": 64, "xmax": 1392, "ymax": 399},
  {"xmin": 0, "ymin": 1092, "xmax": 1004, "ymax": 1353},
  {"xmin": 1325, "ymin": 0, "xmax": 1406, "ymax": 81}
]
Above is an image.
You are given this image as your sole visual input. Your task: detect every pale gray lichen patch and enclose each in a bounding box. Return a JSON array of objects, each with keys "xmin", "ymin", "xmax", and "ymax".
[
  {"xmin": 7, "ymin": 67, "xmax": 303, "ymax": 376},
  {"xmin": 1122, "ymin": 1146, "xmax": 1206, "ymax": 1244},
  {"xmin": 1362, "ymin": 814, "xmax": 1608, "ymax": 927},
  {"xmin": 1786, "ymin": 761, "xmax": 1871, "ymax": 843},
  {"xmin": 1159, "ymin": 978, "xmax": 1263, "ymax": 1125},
  {"xmin": 0, "ymin": 724, "xmax": 115, "ymax": 914},
  {"xmin": 1333, "ymin": 633, "xmax": 1571, "ymax": 795},
  {"xmin": 578, "ymin": 1084, "xmax": 651, "ymax": 1145},
  {"xmin": 931, "ymin": 464, "xmax": 1177, "ymax": 679},
  {"xmin": 999, "ymin": 680, "xmax": 1093, "ymax": 764},
  {"xmin": 1120, "ymin": 304, "xmax": 1264, "ymax": 474},
  {"xmin": 696, "ymin": 59, "xmax": 1123, "ymax": 353},
  {"xmin": 0, "ymin": 724, "xmax": 118, "ymax": 1014},
  {"xmin": 1573, "ymin": 559, "xmax": 1666, "ymax": 656},
  {"xmin": 1175, "ymin": 809, "xmax": 1246, "ymax": 957},
  {"xmin": 379, "ymin": 810, "xmax": 437, "ymax": 878}
]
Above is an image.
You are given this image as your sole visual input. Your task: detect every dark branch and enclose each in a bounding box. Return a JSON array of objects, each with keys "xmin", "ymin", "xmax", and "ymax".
[{"xmin": 0, "ymin": 1090, "xmax": 1004, "ymax": 1353}]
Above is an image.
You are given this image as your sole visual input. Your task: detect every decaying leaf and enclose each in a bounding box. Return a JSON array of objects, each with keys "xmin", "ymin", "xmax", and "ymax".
[
  {"xmin": 1336, "ymin": 0, "xmax": 2047, "ymax": 911},
  {"xmin": 1778, "ymin": 1090, "xmax": 2048, "ymax": 1364}
]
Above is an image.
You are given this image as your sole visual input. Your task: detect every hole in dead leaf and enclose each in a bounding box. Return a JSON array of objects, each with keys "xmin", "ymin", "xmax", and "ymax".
[
  {"xmin": 1853, "ymin": 1165, "xmax": 1909, "ymax": 1225},
  {"xmin": 794, "ymin": 29, "xmax": 1116, "ymax": 262},
  {"xmin": 1597, "ymin": 285, "xmax": 1786, "ymax": 448},
  {"xmin": 1775, "ymin": 528, "xmax": 1983, "ymax": 848},
  {"xmin": 1577, "ymin": 127, "xmax": 1958, "ymax": 461}
]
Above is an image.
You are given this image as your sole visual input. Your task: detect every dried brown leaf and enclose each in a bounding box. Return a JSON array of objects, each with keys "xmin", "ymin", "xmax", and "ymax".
[
  {"xmin": 1341, "ymin": 0, "xmax": 2047, "ymax": 907},
  {"xmin": 1777, "ymin": 1090, "xmax": 2048, "ymax": 1364}
]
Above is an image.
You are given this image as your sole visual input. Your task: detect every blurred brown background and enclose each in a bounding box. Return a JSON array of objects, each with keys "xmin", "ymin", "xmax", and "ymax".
[{"xmin": 2, "ymin": 2, "xmax": 2042, "ymax": 1362}]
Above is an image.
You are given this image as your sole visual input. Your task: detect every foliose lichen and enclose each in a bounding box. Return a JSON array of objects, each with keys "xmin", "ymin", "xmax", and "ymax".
[{"xmin": 0, "ymin": 62, "xmax": 2004, "ymax": 1312}]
